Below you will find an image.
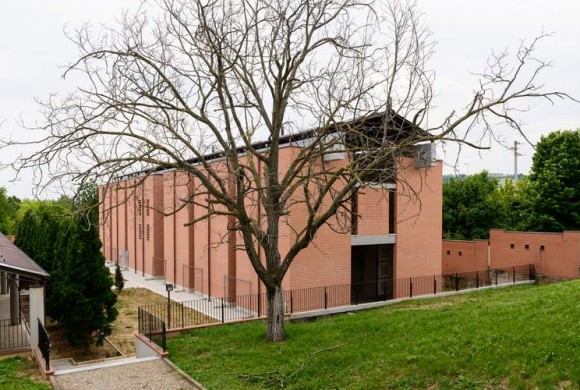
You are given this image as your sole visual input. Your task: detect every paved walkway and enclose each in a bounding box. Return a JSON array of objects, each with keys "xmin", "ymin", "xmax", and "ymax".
[
  {"xmin": 106, "ymin": 262, "xmax": 256, "ymax": 321},
  {"xmin": 52, "ymin": 356, "xmax": 200, "ymax": 390}
]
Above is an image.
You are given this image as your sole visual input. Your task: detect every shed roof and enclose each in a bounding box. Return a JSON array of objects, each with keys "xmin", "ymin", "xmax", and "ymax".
[{"xmin": 0, "ymin": 233, "xmax": 49, "ymax": 280}]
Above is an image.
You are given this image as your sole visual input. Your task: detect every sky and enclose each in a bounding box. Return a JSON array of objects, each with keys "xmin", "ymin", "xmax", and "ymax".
[{"xmin": 0, "ymin": 0, "xmax": 578, "ymax": 198}]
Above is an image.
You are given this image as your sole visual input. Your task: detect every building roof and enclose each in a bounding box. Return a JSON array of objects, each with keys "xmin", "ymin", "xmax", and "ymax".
[
  {"xmin": 115, "ymin": 110, "xmax": 429, "ymax": 181},
  {"xmin": 0, "ymin": 233, "xmax": 50, "ymax": 280}
]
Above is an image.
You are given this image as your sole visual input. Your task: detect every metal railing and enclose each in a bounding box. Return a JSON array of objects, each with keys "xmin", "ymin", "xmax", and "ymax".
[
  {"xmin": 137, "ymin": 307, "xmax": 166, "ymax": 352},
  {"xmin": 38, "ymin": 319, "xmax": 50, "ymax": 371},
  {"xmin": 0, "ymin": 317, "xmax": 29, "ymax": 351},
  {"xmin": 179, "ymin": 265, "xmax": 203, "ymax": 293},
  {"xmin": 138, "ymin": 264, "xmax": 535, "ymax": 335}
]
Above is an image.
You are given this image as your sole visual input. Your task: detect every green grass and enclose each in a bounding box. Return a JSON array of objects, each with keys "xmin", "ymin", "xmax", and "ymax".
[
  {"xmin": 168, "ymin": 281, "xmax": 580, "ymax": 389},
  {"xmin": 0, "ymin": 356, "xmax": 50, "ymax": 390}
]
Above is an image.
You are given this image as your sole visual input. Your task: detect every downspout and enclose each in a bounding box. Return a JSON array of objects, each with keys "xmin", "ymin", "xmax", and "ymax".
[
  {"xmin": 257, "ymin": 159, "xmax": 262, "ymax": 300},
  {"xmin": 124, "ymin": 183, "xmax": 128, "ymax": 265},
  {"xmin": 115, "ymin": 185, "xmax": 119, "ymax": 264},
  {"xmin": 173, "ymin": 171, "xmax": 177, "ymax": 285},
  {"xmin": 189, "ymin": 175, "xmax": 196, "ymax": 290},
  {"xmin": 109, "ymin": 186, "xmax": 113, "ymax": 262},
  {"xmin": 207, "ymin": 172, "xmax": 212, "ymax": 298},
  {"xmin": 227, "ymin": 172, "xmax": 237, "ymax": 300},
  {"xmin": 142, "ymin": 181, "xmax": 145, "ymax": 277},
  {"xmin": 134, "ymin": 180, "xmax": 138, "ymax": 273}
]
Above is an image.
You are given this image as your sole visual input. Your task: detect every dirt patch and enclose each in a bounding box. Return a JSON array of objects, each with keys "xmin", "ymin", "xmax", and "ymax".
[
  {"xmin": 47, "ymin": 321, "xmax": 121, "ymax": 362},
  {"xmin": 48, "ymin": 288, "xmax": 168, "ymax": 360},
  {"xmin": 107, "ymin": 287, "xmax": 169, "ymax": 355}
]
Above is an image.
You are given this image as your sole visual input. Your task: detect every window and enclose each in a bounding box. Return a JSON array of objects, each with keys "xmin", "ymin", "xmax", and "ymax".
[
  {"xmin": 146, "ymin": 224, "xmax": 151, "ymax": 241},
  {"xmin": 138, "ymin": 224, "xmax": 142, "ymax": 240},
  {"xmin": 446, "ymin": 250, "xmax": 451, "ymax": 255},
  {"xmin": 510, "ymin": 244, "xmax": 515, "ymax": 249},
  {"xmin": 458, "ymin": 251, "xmax": 462, "ymax": 256},
  {"xmin": 146, "ymin": 199, "xmax": 150, "ymax": 216},
  {"xmin": 525, "ymin": 244, "xmax": 529, "ymax": 250},
  {"xmin": 540, "ymin": 245, "xmax": 545, "ymax": 251},
  {"xmin": 137, "ymin": 200, "xmax": 142, "ymax": 216}
]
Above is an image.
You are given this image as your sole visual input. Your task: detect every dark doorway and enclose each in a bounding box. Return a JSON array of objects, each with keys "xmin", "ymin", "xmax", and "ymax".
[{"xmin": 351, "ymin": 244, "xmax": 394, "ymax": 303}]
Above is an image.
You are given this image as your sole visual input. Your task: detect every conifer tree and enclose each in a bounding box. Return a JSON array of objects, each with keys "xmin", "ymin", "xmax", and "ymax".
[
  {"xmin": 60, "ymin": 216, "xmax": 118, "ymax": 348},
  {"xmin": 114, "ymin": 263, "xmax": 124, "ymax": 292}
]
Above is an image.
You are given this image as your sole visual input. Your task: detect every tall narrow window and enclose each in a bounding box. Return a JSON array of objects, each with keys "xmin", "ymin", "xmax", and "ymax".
[
  {"xmin": 138, "ymin": 224, "xmax": 142, "ymax": 239},
  {"xmin": 351, "ymin": 189, "xmax": 358, "ymax": 235},
  {"xmin": 388, "ymin": 189, "xmax": 395, "ymax": 234},
  {"xmin": 146, "ymin": 224, "xmax": 151, "ymax": 241},
  {"xmin": 146, "ymin": 199, "xmax": 150, "ymax": 216}
]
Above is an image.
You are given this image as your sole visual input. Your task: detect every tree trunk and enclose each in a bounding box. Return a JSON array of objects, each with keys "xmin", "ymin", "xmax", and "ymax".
[{"xmin": 266, "ymin": 284, "xmax": 285, "ymax": 342}]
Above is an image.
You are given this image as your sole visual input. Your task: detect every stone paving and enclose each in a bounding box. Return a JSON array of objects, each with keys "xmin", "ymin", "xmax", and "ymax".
[{"xmin": 51, "ymin": 357, "xmax": 200, "ymax": 390}]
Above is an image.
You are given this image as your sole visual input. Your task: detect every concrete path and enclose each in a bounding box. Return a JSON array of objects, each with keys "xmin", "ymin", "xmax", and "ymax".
[
  {"xmin": 106, "ymin": 262, "xmax": 257, "ymax": 321},
  {"xmin": 51, "ymin": 356, "xmax": 200, "ymax": 390}
]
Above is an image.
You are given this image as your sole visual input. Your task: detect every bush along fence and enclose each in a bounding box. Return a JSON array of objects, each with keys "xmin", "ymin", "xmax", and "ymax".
[{"xmin": 138, "ymin": 264, "xmax": 535, "ymax": 339}]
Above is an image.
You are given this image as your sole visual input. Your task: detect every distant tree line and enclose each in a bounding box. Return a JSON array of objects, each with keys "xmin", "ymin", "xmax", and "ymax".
[
  {"xmin": 444, "ymin": 129, "xmax": 580, "ymax": 240},
  {"xmin": 9, "ymin": 183, "xmax": 117, "ymax": 349}
]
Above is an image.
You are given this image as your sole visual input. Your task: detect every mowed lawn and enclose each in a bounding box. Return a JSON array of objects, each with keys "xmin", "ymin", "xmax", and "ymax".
[
  {"xmin": 0, "ymin": 356, "xmax": 50, "ymax": 390},
  {"xmin": 168, "ymin": 280, "xmax": 580, "ymax": 389}
]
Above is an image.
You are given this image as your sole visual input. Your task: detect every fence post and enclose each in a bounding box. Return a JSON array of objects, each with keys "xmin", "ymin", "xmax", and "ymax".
[
  {"xmin": 324, "ymin": 287, "xmax": 328, "ymax": 310},
  {"xmin": 433, "ymin": 275, "xmax": 437, "ymax": 295},
  {"xmin": 181, "ymin": 302, "xmax": 184, "ymax": 328},
  {"xmin": 221, "ymin": 297, "xmax": 225, "ymax": 323},
  {"xmin": 257, "ymin": 293, "xmax": 261, "ymax": 318},
  {"xmin": 476, "ymin": 271, "xmax": 479, "ymax": 289},
  {"xmin": 409, "ymin": 278, "xmax": 413, "ymax": 298},
  {"xmin": 355, "ymin": 287, "xmax": 359, "ymax": 305},
  {"xmin": 455, "ymin": 273, "xmax": 459, "ymax": 291},
  {"xmin": 290, "ymin": 290, "xmax": 294, "ymax": 314},
  {"xmin": 495, "ymin": 270, "xmax": 498, "ymax": 286},
  {"xmin": 148, "ymin": 315, "xmax": 153, "ymax": 343},
  {"xmin": 162, "ymin": 321, "xmax": 167, "ymax": 352},
  {"xmin": 512, "ymin": 267, "xmax": 516, "ymax": 283}
]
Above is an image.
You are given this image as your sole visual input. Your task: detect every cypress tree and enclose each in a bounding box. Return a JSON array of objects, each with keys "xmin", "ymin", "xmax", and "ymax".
[
  {"xmin": 114, "ymin": 263, "xmax": 125, "ymax": 292},
  {"xmin": 60, "ymin": 216, "xmax": 118, "ymax": 349}
]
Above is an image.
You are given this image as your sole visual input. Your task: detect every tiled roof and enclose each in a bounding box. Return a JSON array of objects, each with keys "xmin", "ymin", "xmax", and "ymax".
[{"xmin": 0, "ymin": 233, "xmax": 49, "ymax": 279}]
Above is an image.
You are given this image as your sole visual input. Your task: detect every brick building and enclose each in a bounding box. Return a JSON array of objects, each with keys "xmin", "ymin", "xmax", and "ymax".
[{"xmin": 100, "ymin": 114, "xmax": 442, "ymax": 302}]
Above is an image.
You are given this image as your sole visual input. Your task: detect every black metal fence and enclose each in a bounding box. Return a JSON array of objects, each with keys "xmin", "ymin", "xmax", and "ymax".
[
  {"xmin": 38, "ymin": 318, "xmax": 50, "ymax": 371},
  {"xmin": 0, "ymin": 317, "xmax": 29, "ymax": 351},
  {"xmin": 137, "ymin": 307, "xmax": 166, "ymax": 352},
  {"xmin": 138, "ymin": 264, "xmax": 535, "ymax": 334}
]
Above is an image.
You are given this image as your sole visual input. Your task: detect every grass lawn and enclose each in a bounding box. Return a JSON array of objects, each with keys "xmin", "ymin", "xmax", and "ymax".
[
  {"xmin": 0, "ymin": 356, "xmax": 50, "ymax": 390},
  {"xmin": 168, "ymin": 280, "xmax": 580, "ymax": 389}
]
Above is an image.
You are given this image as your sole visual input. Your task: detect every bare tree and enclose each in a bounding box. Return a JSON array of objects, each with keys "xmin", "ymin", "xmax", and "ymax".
[{"xmin": 4, "ymin": 0, "xmax": 572, "ymax": 341}]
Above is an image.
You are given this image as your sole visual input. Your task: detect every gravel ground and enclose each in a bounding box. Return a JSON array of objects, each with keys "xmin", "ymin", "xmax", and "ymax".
[{"xmin": 52, "ymin": 359, "xmax": 198, "ymax": 390}]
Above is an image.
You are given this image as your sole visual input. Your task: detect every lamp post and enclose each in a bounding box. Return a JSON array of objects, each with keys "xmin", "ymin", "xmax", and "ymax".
[{"xmin": 166, "ymin": 283, "xmax": 173, "ymax": 329}]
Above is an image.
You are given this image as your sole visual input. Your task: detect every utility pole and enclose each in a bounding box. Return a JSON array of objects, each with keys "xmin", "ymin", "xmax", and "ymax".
[{"xmin": 513, "ymin": 141, "xmax": 522, "ymax": 180}]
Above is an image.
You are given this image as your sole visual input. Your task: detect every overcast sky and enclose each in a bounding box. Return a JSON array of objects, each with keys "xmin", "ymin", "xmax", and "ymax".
[{"xmin": 0, "ymin": 0, "xmax": 578, "ymax": 198}]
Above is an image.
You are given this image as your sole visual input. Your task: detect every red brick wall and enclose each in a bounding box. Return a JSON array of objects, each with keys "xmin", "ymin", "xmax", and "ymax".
[
  {"xmin": 442, "ymin": 240, "xmax": 489, "ymax": 273},
  {"xmin": 356, "ymin": 187, "xmax": 390, "ymax": 236},
  {"xmin": 395, "ymin": 159, "xmax": 443, "ymax": 280},
  {"xmin": 99, "ymin": 147, "xmax": 444, "ymax": 300},
  {"xmin": 490, "ymin": 229, "xmax": 580, "ymax": 279}
]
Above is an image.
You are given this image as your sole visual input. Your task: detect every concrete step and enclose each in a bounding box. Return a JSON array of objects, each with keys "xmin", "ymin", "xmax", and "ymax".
[{"xmin": 53, "ymin": 356, "xmax": 159, "ymax": 375}]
